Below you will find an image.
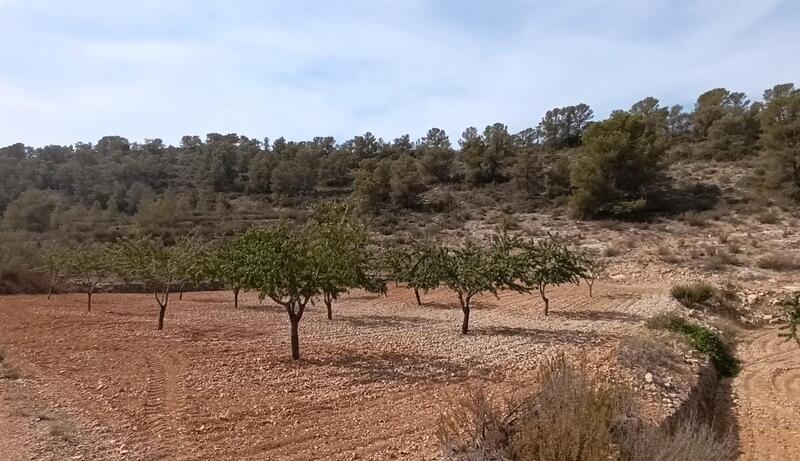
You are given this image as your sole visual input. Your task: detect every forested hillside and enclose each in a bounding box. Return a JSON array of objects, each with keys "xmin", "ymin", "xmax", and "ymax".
[{"xmin": 1, "ymin": 83, "xmax": 798, "ymax": 244}]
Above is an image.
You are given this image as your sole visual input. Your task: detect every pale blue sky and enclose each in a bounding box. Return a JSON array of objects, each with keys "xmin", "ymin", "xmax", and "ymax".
[{"xmin": 1, "ymin": 0, "xmax": 798, "ymax": 147}]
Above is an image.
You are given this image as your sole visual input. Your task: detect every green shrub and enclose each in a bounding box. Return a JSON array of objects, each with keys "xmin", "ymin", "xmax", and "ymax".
[
  {"xmin": 671, "ymin": 282, "xmax": 714, "ymax": 308},
  {"xmin": 647, "ymin": 313, "xmax": 739, "ymax": 378},
  {"xmin": 778, "ymin": 292, "xmax": 800, "ymax": 345}
]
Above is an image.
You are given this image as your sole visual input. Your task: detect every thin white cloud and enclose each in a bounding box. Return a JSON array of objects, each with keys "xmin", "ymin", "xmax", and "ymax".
[{"xmin": 0, "ymin": 0, "xmax": 797, "ymax": 146}]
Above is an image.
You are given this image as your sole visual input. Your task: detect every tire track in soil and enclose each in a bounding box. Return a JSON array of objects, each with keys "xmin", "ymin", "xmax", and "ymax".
[
  {"xmin": 131, "ymin": 350, "xmax": 192, "ymax": 461},
  {"xmin": 735, "ymin": 328, "xmax": 800, "ymax": 461}
]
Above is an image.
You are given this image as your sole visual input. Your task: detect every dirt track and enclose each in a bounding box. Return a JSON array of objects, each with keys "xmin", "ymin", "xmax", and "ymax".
[{"xmin": 734, "ymin": 327, "xmax": 800, "ymax": 460}]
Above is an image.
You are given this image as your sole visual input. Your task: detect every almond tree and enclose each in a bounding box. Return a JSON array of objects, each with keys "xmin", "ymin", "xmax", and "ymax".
[
  {"xmin": 203, "ymin": 237, "xmax": 249, "ymax": 308},
  {"xmin": 62, "ymin": 244, "xmax": 111, "ymax": 312},
  {"xmin": 236, "ymin": 225, "xmax": 324, "ymax": 360},
  {"xmin": 37, "ymin": 243, "xmax": 67, "ymax": 301},
  {"xmin": 579, "ymin": 255, "xmax": 607, "ymax": 298},
  {"xmin": 110, "ymin": 236, "xmax": 196, "ymax": 330},
  {"xmin": 306, "ymin": 201, "xmax": 371, "ymax": 320},
  {"xmin": 387, "ymin": 241, "xmax": 442, "ymax": 306},
  {"xmin": 437, "ymin": 240, "xmax": 507, "ymax": 334},
  {"xmin": 515, "ymin": 235, "xmax": 585, "ymax": 316}
]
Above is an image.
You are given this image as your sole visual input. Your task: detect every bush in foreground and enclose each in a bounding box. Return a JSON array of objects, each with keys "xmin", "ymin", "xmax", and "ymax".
[{"xmin": 437, "ymin": 354, "xmax": 736, "ymax": 461}]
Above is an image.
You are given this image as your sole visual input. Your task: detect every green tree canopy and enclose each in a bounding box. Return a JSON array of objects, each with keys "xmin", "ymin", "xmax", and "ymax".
[
  {"xmin": 109, "ymin": 235, "xmax": 198, "ymax": 330},
  {"xmin": 306, "ymin": 201, "xmax": 372, "ymax": 320},
  {"xmin": 569, "ymin": 111, "xmax": 667, "ymax": 218},
  {"xmin": 761, "ymin": 83, "xmax": 800, "ymax": 200}
]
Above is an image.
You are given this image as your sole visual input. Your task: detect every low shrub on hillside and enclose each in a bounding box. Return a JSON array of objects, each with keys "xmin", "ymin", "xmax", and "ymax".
[
  {"xmin": 647, "ymin": 313, "xmax": 739, "ymax": 378},
  {"xmin": 617, "ymin": 335, "xmax": 683, "ymax": 373},
  {"xmin": 671, "ymin": 282, "xmax": 714, "ymax": 308},
  {"xmin": 756, "ymin": 253, "xmax": 800, "ymax": 271}
]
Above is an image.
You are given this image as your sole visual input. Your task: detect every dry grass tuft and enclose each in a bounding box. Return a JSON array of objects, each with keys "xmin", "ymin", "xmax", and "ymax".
[
  {"xmin": 671, "ymin": 283, "xmax": 715, "ymax": 308},
  {"xmin": 756, "ymin": 253, "xmax": 800, "ymax": 271}
]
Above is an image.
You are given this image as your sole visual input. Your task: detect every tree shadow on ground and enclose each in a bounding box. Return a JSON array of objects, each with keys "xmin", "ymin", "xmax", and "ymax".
[
  {"xmin": 418, "ymin": 299, "xmax": 495, "ymax": 310},
  {"xmin": 647, "ymin": 183, "xmax": 722, "ymax": 217},
  {"xmin": 470, "ymin": 326, "xmax": 612, "ymax": 346},
  {"xmin": 337, "ymin": 314, "xmax": 442, "ymax": 329},
  {"xmin": 239, "ymin": 303, "xmax": 286, "ymax": 314},
  {"xmin": 302, "ymin": 350, "xmax": 478, "ymax": 385},
  {"xmin": 345, "ymin": 293, "xmax": 386, "ymax": 302},
  {"xmin": 710, "ymin": 378, "xmax": 740, "ymax": 447},
  {"xmin": 549, "ymin": 310, "xmax": 643, "ymax": 323}
]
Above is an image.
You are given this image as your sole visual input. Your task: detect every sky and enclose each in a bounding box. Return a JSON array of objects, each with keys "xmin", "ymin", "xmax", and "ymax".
[{"xmin": 1, "ymin": 0, "xmax": 799, "ymax": 147}]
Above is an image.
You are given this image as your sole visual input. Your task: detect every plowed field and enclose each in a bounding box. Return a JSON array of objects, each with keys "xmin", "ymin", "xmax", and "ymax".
[{"xmin": 1, "ymin": 283, "xmax": 673, "ymax": 460}]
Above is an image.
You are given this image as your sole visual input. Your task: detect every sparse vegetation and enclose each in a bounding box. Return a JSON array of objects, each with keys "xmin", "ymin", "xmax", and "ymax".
[
  {"xmin": 617, "ymin": 335, "xmax": 683, "ymax": 373},
  {"xmin": 778, "ymin": 292, "xmax": 800, "ymax": 345},
  {"xmin": 647, "ymin": 312, "xmax": 739, "ymax": 377},
  {"xmin": 756, "ymin": 253, "xmax": 800, "ymax": 271},
  {"xmin": 671, "ymin": 282, "xmax": 714, "ymax": 308}
]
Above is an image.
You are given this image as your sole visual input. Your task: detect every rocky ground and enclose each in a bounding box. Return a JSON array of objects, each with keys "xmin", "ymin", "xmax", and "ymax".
[
  {"xmin": 0, "ymin": 283, "xmax": 697, "ymax": 460},
  {"xmin": 734, "ymin": 327, "xmax": 800, "ymax": 460}
]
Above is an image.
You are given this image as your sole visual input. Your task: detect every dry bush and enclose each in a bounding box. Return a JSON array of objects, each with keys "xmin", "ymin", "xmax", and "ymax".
[
  {"xmin": 756, "ymin": 209, "xmax": 781, "ymax": 224},
  {"xmin": 48, "ymin": 419, "xmax": 75, "ymax": 443},
  {"xmin": 711, "ymin": 280, "xmax": 744, "ymax": 320},
  {"xmin": 657, "ymin": 246, "xmax": 681, "ymax": 264},
  {"xmin": 705, "ymin": 251, "xmax": 740, "ymax": 270},
  {"xmin": 617, "ymin": 413, "xmax": 737, "ymax": 461},
  {"xmin": 617, "ymin": 335, "xmax": 683, "ymax": 373},
  {"xmin": 756, "ymin": 253, "xmax": 800, "ymax": 271},
  {"xmin": 681, "ymin": 212, "xmax": 707, "ymax": 228},
  {"xmin": 438, "ymin": 355, "xmax": 735, "ymax": 461},
  {"xmin": 436, "ymin": 387, "xmax": 513, "ymax": 461},
  {"xmin": 656, "ymin": 245, "xmax": 672, "ymax": 257},
  {"xmin": 510, "ymin": 355, "xmax": 635, "ymax": 461}
]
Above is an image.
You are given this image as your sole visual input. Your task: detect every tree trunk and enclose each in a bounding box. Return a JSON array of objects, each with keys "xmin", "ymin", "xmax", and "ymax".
[
  {"xmin": 87, "ymin": 289, "xmax": 93, "ymax": 312},
  {"xmin": 47, "ymin": 274, "xmax": 56, "ymax": 300},
  {"xmin": 325, "ymin": 296, "xmax": 333, "ymax": 320},
  {"xmin": 290, "ymin": 318, "xmax": 300, "ymax": 360},
  {"xmin": 588, "ymin": 282, "xmax": 594, "ymax": 298},
  {"xmin": 414, "ymin": 287, "xmax": 421, "ymax": 306},
  {"xmin": 460, "ymin": 293, "xmax": 470, "ymax": 334},
  {"xmin": 179, "ymin": 284, "xmax": 184, "ymax": 300},
  {"xmin": 540, "ymin": 286, "xmax": 549, "ymax": 316},
  {"xmin": 158, "ymin": 302, "xmax": 167, "ymax": 330},
  {"xmin": 157, "ymin": 289, "xmax": 169, "ymax": 330},
  {"xmin": 234, "ymin": 287, "xmax": 240, "ymax": 309}
]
